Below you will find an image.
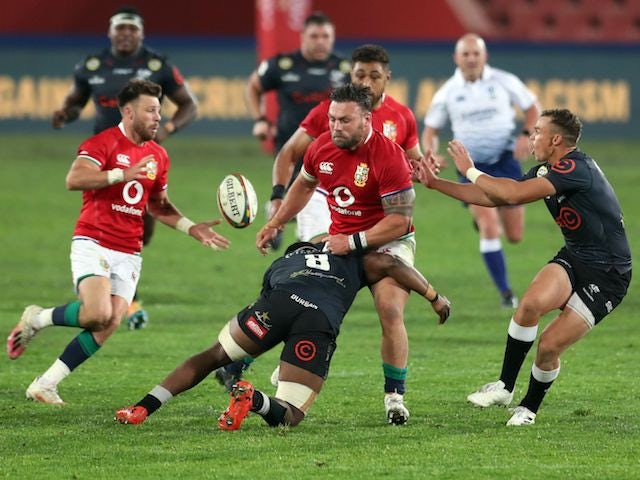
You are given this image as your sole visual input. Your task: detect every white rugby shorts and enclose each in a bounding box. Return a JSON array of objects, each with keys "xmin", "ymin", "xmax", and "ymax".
[
  {"xmin": 376, "ymin": 233, "xmax": 416, "ymax": 267},
  {"xmin": 70, "ymin": 238, "xmax": 142, "ymax": 304},
  {"xmin": 296, "ymin": 189, "xmax": 331, "ymax": 242}
]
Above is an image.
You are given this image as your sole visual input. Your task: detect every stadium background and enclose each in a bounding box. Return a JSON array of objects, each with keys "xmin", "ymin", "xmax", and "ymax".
[{"xmin": 0, "ymin": 0, "xmax": 637, "ymax": 139}]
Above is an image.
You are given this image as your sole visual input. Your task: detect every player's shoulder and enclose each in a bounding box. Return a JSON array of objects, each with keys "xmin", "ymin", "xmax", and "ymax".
[
  {"xmin": 381, "ymin": 95, "xmax": 414, "ymax": 117},
  {"xmin": 140, "ymin": 46, "xmax": 169, "ymax": 62},
  {"xmin": 268, "ymin": 50, "xmax": 302, "ymax": 71},
  {"xmin": 432, "ymin": 74, "xmax": 460, "ymax": 100},
  {"xmin": 74, "ymin": 48, "xmax": 111, "ymax": 73},
  {"xmin": 138, "ymin": 46, "xmax": 173, "ymax": 72},
  {"xmin": 371, "ymin": 128, "xmax": 403, "ymax": 148},
  {"xmin": 486, "ymin": 65, "xmax": 524, "ymax": 85},
  {"xmin": 309, "ymin": 98, "xmax": 331, "ymax": 116},
  {"xmin": 550, "ymin": 150, "xmax": 591, "ymax": 175},
  {"xmin": 327, "ymin": 52, "xmax": 351, "ymax": 73},
  {"xmin": 310, "ymin": 130, "xmax": 333, "ymax": 148}
]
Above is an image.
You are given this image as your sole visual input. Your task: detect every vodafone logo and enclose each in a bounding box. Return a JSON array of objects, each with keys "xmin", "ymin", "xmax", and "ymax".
[
  {"xmin": 319, "ymin": 162, "xmax": 334, "ymax": 174},
  {"xmin": 294, "ymin": 340, "xmax": 317, "ymax": 361}
]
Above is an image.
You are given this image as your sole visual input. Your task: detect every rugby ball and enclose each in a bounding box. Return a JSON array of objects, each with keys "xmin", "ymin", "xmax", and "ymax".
[{"xmin": 217, "ymin": 173, "xmax": 258, "ymax": 228}]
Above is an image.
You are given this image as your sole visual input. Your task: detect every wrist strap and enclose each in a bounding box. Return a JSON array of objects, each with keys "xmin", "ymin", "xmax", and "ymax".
[
  {"xmin": 465, "ymin": 167, "xmax": 484, "ymax": 184},
  {"xmin": 270, "ymin": 184, "xmax": 285, "ymax": 200},
  {"xmin": 428, "ymin": 293, "xmax": 440, "ymax": 303},
  {"xmin": 107, "ymin": 168, "xmax": 124, "ymax": 185},
  {"xmin": 176, "ymin": 217, "xmax": 196, "ymax": 234},
  {"xmin": 349, "ymin": 232, "xmax": 368, "ymax": 251}
]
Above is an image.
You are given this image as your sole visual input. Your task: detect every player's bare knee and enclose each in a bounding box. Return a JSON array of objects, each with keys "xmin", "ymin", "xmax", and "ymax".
[
  {"xmin": 517, "ymin": 295, "xmax": 544, "ymax": 322},
  {"xmin": 506, "ymin": 232, "xmax": 523, "ymax": 244},
  {"xmin": 82, "ymin": 306, "xmax": 112, "ymax": 330},
  {"xmin": 537, "ymin": 331, "xmax": 562, "ymax": 360}
]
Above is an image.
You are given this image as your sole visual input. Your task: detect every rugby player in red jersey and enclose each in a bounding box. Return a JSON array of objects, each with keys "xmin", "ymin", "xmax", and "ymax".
[
  {"xmin": 256, "ymin": 83, "xmax": 447, "ymax": 425},
  {"xmin": 219, "ymin": 46, "xmax": 436, "ymax": 425},
  {"xmin": 7, "ymin": 80, "xmax": 228, "ymax": 405},
  {"xmin": 52, "ymin": 6, "xmax": 199, "ymax": 327}
]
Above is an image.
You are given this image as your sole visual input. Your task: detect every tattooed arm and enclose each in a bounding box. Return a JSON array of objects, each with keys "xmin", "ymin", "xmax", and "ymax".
[
  {"xmin": 363, "ymin": 187, "xmax": 415, "ymax": 247},
  {"xmin": 323, "ymin": 188, "xmax": 415, "ymax": 255}
]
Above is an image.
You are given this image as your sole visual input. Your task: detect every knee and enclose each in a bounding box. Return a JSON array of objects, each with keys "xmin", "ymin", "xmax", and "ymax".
[
  {"xmin": 537, "ymin": 331, "xmax": 562, "ymax": 361},
  {"xmin": 506, "ymin": 231, "xmax": 523, "ymax": 244},
  {"xmin": 377, "ymin": 305, "xmax": 404, "ymax": 332},
  {"xmin": 516, "ymin": 295, "xmax": 545, "ymax": 324},
  {"xmin": 82, "ymin": 305, "xmax": 113, "ymax": 330}
]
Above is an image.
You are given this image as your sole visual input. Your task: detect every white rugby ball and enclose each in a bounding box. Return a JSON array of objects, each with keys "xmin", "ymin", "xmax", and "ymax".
[{"xmin": 217, "ymin": 173, "xmax": 258, "ymax": 228}]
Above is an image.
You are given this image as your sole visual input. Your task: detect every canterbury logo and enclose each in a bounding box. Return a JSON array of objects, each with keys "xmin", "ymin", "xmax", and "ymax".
[
  {"xmin": 116, "ymin": 154, "xmax": 131, "ymax": 166},
  {"xmin": 319, "ymin": 162, "xmax": 333, "ymax": 174}
]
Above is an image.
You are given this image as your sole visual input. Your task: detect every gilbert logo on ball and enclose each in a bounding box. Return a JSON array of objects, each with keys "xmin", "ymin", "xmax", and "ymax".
[{"xmin": 217, "ymin": 173, "xmax": 258, "ymax": 228}]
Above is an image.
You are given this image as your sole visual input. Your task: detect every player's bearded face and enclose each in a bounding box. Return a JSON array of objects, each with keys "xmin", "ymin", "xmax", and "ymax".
[
  {"xmin": 329, "ymin": 102, "xmax": 370, "ymax": 150},
  {"xmin": 130, "ymin": 96, "xmax": 161, "ymax": 142}
]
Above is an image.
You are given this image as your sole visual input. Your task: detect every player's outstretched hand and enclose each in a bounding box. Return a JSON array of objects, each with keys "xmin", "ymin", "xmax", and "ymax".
[
  {"xmin": 415, "ymin": 155, "xmax": 440, "ymax": 188},
  {"xmin": 52, "ymin": 110, "xmax": 67, "ymax": 129},
  {"xmin": 431, "ymin": 294, "xmax": 451, "ymax": 325},
  {"xmin": 190, "ymin": 219, "xmax": 230, "ymax": 251},
  {"xmin": 447, "ymin": 140, "xmax": 475, "ymax": 174},
  {"xmin": 256, "ymin": 220, "xmax": 283, "ymax": 255}
]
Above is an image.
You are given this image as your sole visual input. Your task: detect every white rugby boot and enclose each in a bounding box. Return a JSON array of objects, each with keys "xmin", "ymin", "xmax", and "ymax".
[
  {"xmin": 26, "ymin": 376, "xmax": 65, "ymax": 405},
  {"xmin": 467, "ymin": 380, "xmax": 513, "ymax": 407},
  {"xmin": 507, "ymin": 406, "xmax": 536, "ymax": 426},
  {"xmin": 270, "ymin": 365, "xmax": 280, "ymax": 388},
  {"xmin": 7, "ymin": 305, "xmax": 43, "ymax": 359},
  {"xmin": 384, "ymin": 392, "xmax": 409, "ymax": 425}
]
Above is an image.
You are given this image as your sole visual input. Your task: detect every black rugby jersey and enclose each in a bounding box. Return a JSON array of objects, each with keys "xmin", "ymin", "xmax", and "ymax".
[
  {"xmin": 258, "ymin": 50, "xmax": 350, "ymax": 150},
  {"xmin": 72, "ymin": 46, "xmax": 184, "ymax": 134},
  {"xmin": 522, "ymin": 149, "xmax": 631, "ymax": 272},
  {"xmin": 261, "ymin": 249, "xmax": 366, "ymax": 334}
]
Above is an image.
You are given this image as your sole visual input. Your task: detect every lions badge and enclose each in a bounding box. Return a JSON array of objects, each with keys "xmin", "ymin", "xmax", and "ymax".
[
  {"xmin": 145, "ymin": 160, "xmax": 158, "ymax": 180},
  {"xmin": 382, "ymin": 120, "xmax": 398, "ymax": 142},
  {"xmin": 536, "ymin": 165, "xmax": 548, "ymax": 177},
  {"xmin": 354, "ymin": 163, "xmax": 369, "ymax": 187}
]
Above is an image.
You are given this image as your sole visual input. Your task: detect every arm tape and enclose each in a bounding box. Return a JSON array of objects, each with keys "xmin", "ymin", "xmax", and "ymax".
[
  {"xmin": 176, "ymin": 217, "xmax": 196, "ymax": 234},
  {"xmin": 107, "ymin": 168, "xmax": 124, "ymax": 185}
]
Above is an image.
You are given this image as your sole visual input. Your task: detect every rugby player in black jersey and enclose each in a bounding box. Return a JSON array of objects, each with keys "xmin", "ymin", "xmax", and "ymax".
[
  {"xmin": 416, "ymin": 108, "xmax": 631, "ymax": 426},
  {"xmin": 115, "ymin": 242, "xmax": 450, "ymax": 428}
]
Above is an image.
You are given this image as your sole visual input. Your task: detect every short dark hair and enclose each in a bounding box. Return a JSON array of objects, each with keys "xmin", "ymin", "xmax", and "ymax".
[
  {"xmin": 351, "ymin": 44, "xmax": 390, "ymax": 66},
  {"xmin": 541, "ymin": 108, "xmax": 583, "ymax": 146},
  {"xmin": 304, "ymin": 11, "xmax": 333, "ymax": 28},
  {"xmin": 329, "ymin": 84, "xmax": 373, "ymax": 112},
  {"xmin": 117, "ymin": 79, "xmax": 162, "ymax": 108}
]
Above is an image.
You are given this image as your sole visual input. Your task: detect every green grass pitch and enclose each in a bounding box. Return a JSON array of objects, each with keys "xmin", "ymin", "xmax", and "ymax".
[{"xmin": 0, "ymin": 134, "xmax": 638, "ymax": 479}]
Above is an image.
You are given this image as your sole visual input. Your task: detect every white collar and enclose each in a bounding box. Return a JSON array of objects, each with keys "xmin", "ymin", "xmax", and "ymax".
[{"xmin": 453, "ymin": 64, "xmax": 493, "ymax": 85}]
